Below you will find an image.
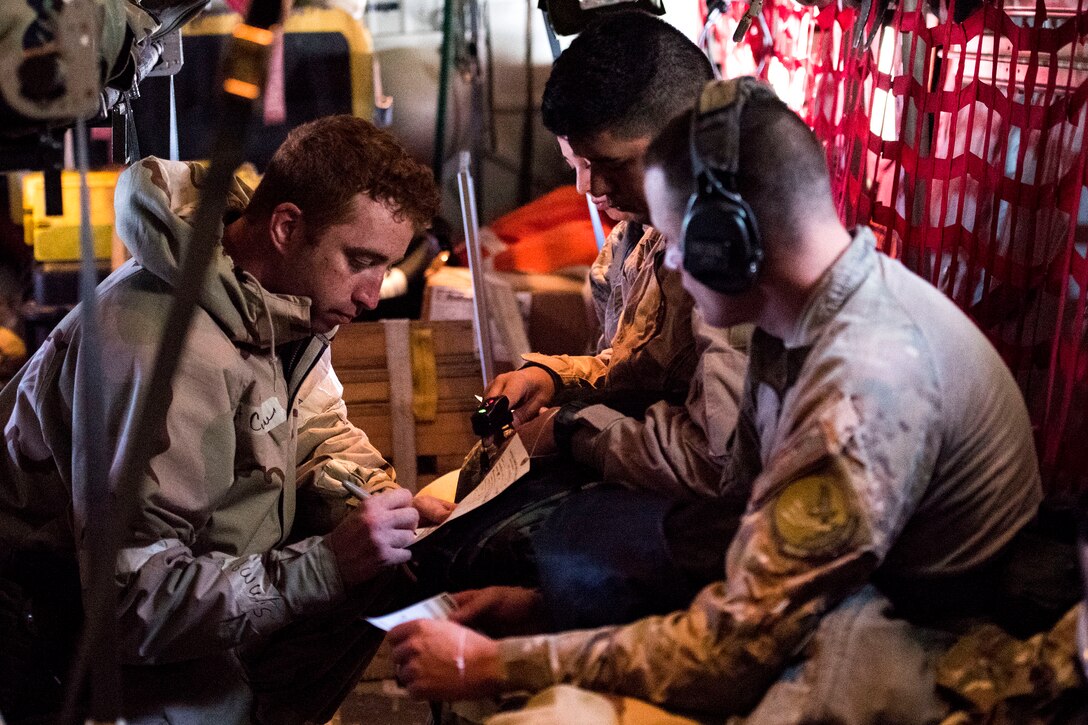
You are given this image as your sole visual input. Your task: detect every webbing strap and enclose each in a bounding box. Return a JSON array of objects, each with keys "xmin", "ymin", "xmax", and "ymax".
[
  {"xmin": 63, "ymin": 0, "xmax": 288, "ymax": 719},
  {"xmin": 385, "ymin": 319, "xmax": 418, "ymax": 491}
]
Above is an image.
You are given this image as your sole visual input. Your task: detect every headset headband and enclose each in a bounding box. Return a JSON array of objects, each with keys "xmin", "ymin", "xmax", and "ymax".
[{"xmin": 690, "ymin": 76, "xmax": 784, "ymax": 184}]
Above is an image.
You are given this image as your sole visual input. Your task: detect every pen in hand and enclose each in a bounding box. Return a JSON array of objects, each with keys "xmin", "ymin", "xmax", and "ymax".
[
  {"xmin": 340, "ymin": 475, "xmax": 420, "ymax": 586},
  {"xmin": 341, "ymin": 479, "xmax": 371, "ymax": 501}
]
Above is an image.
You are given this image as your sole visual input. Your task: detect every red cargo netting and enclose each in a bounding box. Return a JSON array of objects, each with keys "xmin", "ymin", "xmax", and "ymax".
[{"xmin": 704, "ymin": 0, "xmax": 1088, "ymax": 494}]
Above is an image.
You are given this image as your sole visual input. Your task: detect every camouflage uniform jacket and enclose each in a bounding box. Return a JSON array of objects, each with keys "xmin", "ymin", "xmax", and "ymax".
[
  {"xmin": 522, "ymin": 221, "xmax": 699, "ymax": 397},
  {"xmin": 524, "ymin": 221, "xmax": 747, "ymax": 492},
  {"xmin": 566, "ymin": 311, "xmax": 747, "ymax": 497},
  {"xmin": 0, "ymin": 158, "xmax": 396, "ymax": 721},
  {"xmin": 497, "ymin": 228, "xmax": 1042, "ymax": 714}
]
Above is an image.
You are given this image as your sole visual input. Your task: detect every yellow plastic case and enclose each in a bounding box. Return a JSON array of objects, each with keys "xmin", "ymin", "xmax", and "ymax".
[{"xmin": 22, "ymin": 170, "xmax": 119, "ymax": 262}]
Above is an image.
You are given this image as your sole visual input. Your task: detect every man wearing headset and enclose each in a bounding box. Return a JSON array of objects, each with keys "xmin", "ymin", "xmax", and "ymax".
[{"xmin": 384, "ymin": 78, "xmax": 1042, "ymax": 723}]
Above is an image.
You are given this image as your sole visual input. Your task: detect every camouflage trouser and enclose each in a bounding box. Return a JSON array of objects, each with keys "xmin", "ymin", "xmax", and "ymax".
[
  {"xmin": 936, "ymin": 604, "xmax": 1087, "ymax": 725},
  {"xmin": 532, "ymin": 483, "xmax": 731, "ymax": 631}
]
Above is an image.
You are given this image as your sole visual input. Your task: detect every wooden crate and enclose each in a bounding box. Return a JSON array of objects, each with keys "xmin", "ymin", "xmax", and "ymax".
[{"xmin": 331, "ymin": 320, "xmax": 484, "ymax": 489}]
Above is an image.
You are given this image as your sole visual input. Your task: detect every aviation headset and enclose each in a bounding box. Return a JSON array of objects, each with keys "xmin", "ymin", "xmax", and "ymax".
[{"xmin": 681, "ymin": 76, "xmax": 783, "ymax": 295}]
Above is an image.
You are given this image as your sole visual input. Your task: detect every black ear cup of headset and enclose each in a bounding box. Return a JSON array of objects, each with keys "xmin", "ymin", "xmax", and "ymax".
[
  {"xmin": 681, "ymin": 175, "xmax": 763, "ymax": 295},
  {"xmin": 680, "ymin": 77, "xmax": 767, "ymax": 295}
]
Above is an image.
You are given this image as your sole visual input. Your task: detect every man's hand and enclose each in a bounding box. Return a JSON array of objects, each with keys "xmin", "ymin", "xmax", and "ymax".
[
  {"xmin": 486, "ymin": 367, "xmax": 556, "ymax": 426},
  {"xmin": 516, "ymin": 407, "xmax": 558, "ymax": 458},
  {"xmin": 413, "ymin": 494, "xmax": 456, "ymax": 525},
  {"xmin": 325, "ymin": 488, "xmax": 418, "ymax": 588},
  {"xmin": 388, "ymin": 620, "xmax": 504, "ymax": 701},
  {"xmin": 452, "ymin": 586, "xmax": 546, "ymax": 637}
]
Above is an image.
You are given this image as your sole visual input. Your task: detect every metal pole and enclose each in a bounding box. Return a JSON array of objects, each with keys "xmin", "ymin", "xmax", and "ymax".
[
  {"xmin": 457, "ymin": 151, "xmax": 495, "ymax": 385},
  {"xmin": 69, "ymin": 115, "xmax": 118, "ymax": 722},
  {"xmin": 541, "ymin": 9, "xmax": 606, "ymax": 251},
  {"xmin": 433, "ymin": 0, "xmax": 455, "ymax": 178},
  {"xmin": 169, "ymin": 75, "xmax": 179, "ymax": 161}
]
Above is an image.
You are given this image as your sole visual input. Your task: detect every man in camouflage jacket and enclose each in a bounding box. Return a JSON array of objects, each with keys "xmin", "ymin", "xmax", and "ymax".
[
  {"xmin": 0, "ymin": 116, "xmax": 446, "ymax": 723},
  {"xmin": 430, "ymin": 13, "xmax": 749, "ymax": 628}
]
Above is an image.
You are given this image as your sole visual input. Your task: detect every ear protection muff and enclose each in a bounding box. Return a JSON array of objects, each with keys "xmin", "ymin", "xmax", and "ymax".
[{"xmin": 681, "ymin": 77, "xmax": 777, "ymax": 295}]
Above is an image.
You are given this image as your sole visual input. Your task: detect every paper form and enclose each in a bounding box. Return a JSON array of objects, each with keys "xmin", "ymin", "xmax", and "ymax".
[
  {"xmin": 411, "ymin": 433, "xmax": 530, "ymax": 545},
  {"xmin": 365, "ymin": 592, "xmax": 458, "ymax": 631}
]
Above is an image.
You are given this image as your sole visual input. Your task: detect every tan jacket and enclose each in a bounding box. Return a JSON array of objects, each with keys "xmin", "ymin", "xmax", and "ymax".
[
  {"xmin": 524, "ymin": 222, "xmax": 746, "ymax": 491},
  {"xmin": 0, "ymin": 158, "xmax": 395, "ymax": 722},
  {"xmin": 567, "ymin": 313, "xmax": 748, "ymax": 497},
  {"xmin": 496, "ymin": 229, "xmax": 1041, "ymax": 714},
  {"xmin": 522, "ymin": 221, "xmax": 698, "ymax": 397}
]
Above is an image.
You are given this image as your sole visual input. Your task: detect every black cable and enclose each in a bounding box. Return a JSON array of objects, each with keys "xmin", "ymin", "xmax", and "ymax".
[
  {"xmin": 59, "ymin": 1, "xmax": 286, "ymax": 720},
  {"xmin": 517, "ymin": 0, "xmax": 535, "ymax": 204}
]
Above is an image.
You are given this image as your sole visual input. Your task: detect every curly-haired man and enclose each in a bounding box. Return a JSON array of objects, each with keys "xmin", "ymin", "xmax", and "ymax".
[{"xmin": 0, "ymin": 115, "xmax": 443, "ymax": 723}]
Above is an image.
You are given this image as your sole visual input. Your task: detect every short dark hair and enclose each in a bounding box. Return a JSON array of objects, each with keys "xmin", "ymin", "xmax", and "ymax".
[
  {"xmin": 246, "ymin": 115, "xmax": 439, "ymax": 234},
  {"xmin": 541, "ymin": 10, "xmax": 713, "ymax": 143},
  {"xmin": 644, "ymin": 92, "xmax": 834, "ymax": 243}
]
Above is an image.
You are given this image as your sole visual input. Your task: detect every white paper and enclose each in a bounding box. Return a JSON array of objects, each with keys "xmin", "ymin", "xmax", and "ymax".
[
  {"xmin": 412, "ymin": 433, "xmax": 531, "ymax": 545},
  {"xmin": 246, "ymin": 397, "xmax": 287, "ymax": 434},
  {"xmin": 365, "ymin": 592, "xmax": 458, "ymax": 631}
]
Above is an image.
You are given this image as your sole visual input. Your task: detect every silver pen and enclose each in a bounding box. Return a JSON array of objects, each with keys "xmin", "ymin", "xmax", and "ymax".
[
  {"xmin": 341, "ymin": 476, "xmax": 419, "ymax": 586},
  {"xmin": 341, "ymin": 479, "xmax": 371, "ymax": 501}
]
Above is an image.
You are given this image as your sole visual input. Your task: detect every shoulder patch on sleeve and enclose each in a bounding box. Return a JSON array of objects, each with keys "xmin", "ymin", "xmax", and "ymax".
[{"xmin": 771, "ymin": 470, "xmax": 860, "ymax": 560}]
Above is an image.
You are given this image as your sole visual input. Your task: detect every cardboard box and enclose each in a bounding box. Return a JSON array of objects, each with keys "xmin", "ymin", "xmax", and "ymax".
[{"xmin": 423, "ymin": 266, "xmax": 593, "ymax": 361}]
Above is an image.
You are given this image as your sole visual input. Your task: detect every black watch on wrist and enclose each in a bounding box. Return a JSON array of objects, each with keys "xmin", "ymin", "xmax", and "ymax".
[
  {"xmin": 520, "ymin": 361, "xmax": 563, "ymax": 397},
  {"xmin": 552, "ymin": 399, "xmax": 593, "ymax": 456}
]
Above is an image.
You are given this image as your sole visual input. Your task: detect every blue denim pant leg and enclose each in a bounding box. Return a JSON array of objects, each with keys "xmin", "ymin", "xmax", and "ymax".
[{"xmin": 532, "ymin": 485, "xmax": 705, "ymax": 631}]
